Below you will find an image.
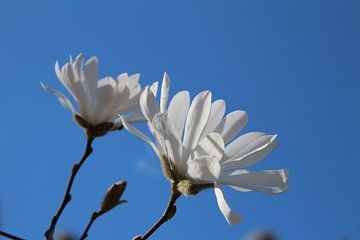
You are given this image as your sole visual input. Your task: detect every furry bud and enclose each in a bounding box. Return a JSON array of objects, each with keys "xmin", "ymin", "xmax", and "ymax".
[{"xmin": 100, "ymin": 181, "xmax": 127, "ymax": 214}]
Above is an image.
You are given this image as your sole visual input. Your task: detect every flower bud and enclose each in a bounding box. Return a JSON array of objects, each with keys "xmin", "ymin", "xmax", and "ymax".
[{"xmin": 100, "ymin": 181, "xmax": 127, "ymax": 214}]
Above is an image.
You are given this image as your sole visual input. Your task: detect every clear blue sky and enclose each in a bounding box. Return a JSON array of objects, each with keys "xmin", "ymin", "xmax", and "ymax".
[{"xmin": 0, "ymin": 1, "xmax": 359, "ymax": 239}]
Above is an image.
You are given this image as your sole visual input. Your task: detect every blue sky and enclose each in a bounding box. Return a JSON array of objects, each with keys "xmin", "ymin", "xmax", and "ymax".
[{"xmin": 0, "ymin": 0, "xmax": 359, "ymax": 239}]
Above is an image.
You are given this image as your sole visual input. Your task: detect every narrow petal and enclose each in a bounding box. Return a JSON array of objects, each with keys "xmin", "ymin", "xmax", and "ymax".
[
  {"xmin": 214, "ymin": 110, "xmax": 248, "ymax": 144},
  {"xmin": 127, "ymin": 73, "xmax": 141, "ymax": 92},
  {"xmin": 214, "ymin": 184, "xmax": 243, "ymax": 225},
  {"xmin": 187, "ymin": 156, "xmax": 221, "ymax": 182},
  {"xmin": 219, "ymin": 169, "xmax": 289, "ymax": 194},
  {"xmin": 152, "ymin": 113, "xmax": 185, "ymax": 174},
  {"xmin": 93, "ymin": 77, "xmax": 118, "ymax": 124},
  {"xmin": 121, "ymin": 117, "xmax": 160, "ymax": 157},
  {"xmin": 224, "ymin": 132, "xmax": 265, "ymax": 159},
  {"xmin": 183, "ymin": 91, "xmax": 212, "ymax": 150},
  {"xmin": 55, "ymin": 61, "xmax": 74, "ymax": 97},
  {"xmin": 200, "ymin": 99, "xmax": 226, "ymax": 139},
  {"xmin": 168, "ymin": 91, "xmax": 190, "ymax": 139},
  {"xmin": 150, "ymin": 81, "xmax": 159, "ymax": 97},
  {"xmin": 103, "ymin": 85, "xmax": 131, "ymax": 121},
  {"xmin": 83, "ymin": 56, "xmax": 99, "ymax": 92},
  {"xmin": 160, "ymin": 72, "xmax": 170, "ymax": 113},
  {"xmin": 222, "ymin": 135, "xmax": 278, "ymax": 170},
  {"xmin": 140, "ymin": 87, "xmax": 159, "ymax": 122},
  {"xmin": 41, "ymin": 82, "xmax": 76, "ymax": 114},
  {"xmin": 193, "ymin": 133, "xmax": 224, "ymax": 160}
]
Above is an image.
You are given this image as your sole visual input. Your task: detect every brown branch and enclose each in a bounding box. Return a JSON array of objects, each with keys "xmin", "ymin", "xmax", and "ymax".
[
  {"xmin": 44, "ymin": 136, "xmax": 95, "ymax": 240},
  {"xmin": 134, "ymin": 182, "xmax": 181, "ymax": 240},
  {"xmin": 79, "ymin": 211, "xmax": 101, "ymax": 240},
  {"xmin": 0, "ymin": 230, "xmax": 25, "ymax": 240}
]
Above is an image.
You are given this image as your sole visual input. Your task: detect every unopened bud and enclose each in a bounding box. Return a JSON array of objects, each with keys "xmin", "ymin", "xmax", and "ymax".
[
  {"xmin": 100, "ymin": 181, "xmax": 127, "ymax": 214},
  {"xmin": 177, "ymin": 180, "xmax": 214, "ymax": 196}
]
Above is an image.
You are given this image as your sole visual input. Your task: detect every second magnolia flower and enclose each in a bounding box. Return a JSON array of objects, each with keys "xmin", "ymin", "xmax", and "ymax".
[
  {"xmin": 41, "ymin": 54, "xmax": 158, "ymax": 130},
  {"xmin": 122, "ymin": 73, "xmax": 289, "ymax": 225}
]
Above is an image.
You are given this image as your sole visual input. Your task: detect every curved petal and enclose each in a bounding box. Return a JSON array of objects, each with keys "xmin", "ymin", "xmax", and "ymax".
[
  {"xmin": 214, "ymin": 110, "xmax": 248, "ymax": 144},
  {"xmin": 140, "ymin": 87, "xmax": 159, "ymax": 122},
  {"xmin": 223, "ymin": 132, "xmax": 265, "ymax": 159},
  {"xmin": 83, "ymin": 56, "xmax": 99, "ymax": 93},
  {"xmin": 152, "ymin": 113, "xmax": 185, "ymax": 173},
  {"xmin": 168, "ymin": 91, "xmax": 190, "ymax": 139},
  {"xmin": 55, "ymin": 61, "xmax": 75, "ymax": 98},
  {"xmin": 127, "ymin": 73, "xmax": 141, "ymax": 93},
  {"xmin": 200, "ymin": 99, "xmax": 226, "ymax": 139},
  {"xmin": 121, "ymin": 117, "xmax": 160, "ymax": 157},
  {"xmin": 219, "ymin": 169, "xmax": 289, "ymax": 194},
  {"xmin": 41, "ymin": 82, "xmax": 76, "ymax": 114},
  {"xmin": 214, "ymin": 183, "xmax": 242, "ymax": 225},
  {"xmin": 193, "ymin": 133, "xmax": 224, "ymax": 160},
  {"xmin": 160, "ymin": 72, "xmax": 170, "ymax": 113},
  {"xmin": 222, "ymin": 135, "xmax": 278, "ymax": 170},
  {"xmin": 93, "ymin": 77, "xmax": 118, "ymax": 124},
  {"xmin": 187, "ymin": 156, "xmax": 221, "ymax": 182},
  {"xmin": 183, "ymin": 91, "xmax": 212, "ymax": 150},
  {"xmin": 149, "ymin": 81, "xmax": 159, "ymax": 97}
]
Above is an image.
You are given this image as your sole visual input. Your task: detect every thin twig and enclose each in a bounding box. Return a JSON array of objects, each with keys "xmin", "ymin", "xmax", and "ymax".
[
  {"xmin": 44, "ymin": 136, "xmax": 95, "ymax": 240},
  {"xmin": 135, "ymin": 182, "xmax": 181, "ymax": 240},
  {"xmin": 79, "ymin": 212, "xmax": 101, "ymax": 240},
  {"xmin": 0, "ymin": 230, "xmax": 25, "ymax": 240}
]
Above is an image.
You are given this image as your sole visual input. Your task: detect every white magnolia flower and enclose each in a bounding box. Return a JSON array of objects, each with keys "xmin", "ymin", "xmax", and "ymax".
[
  {"xmin": 41, "ymin": 54, "xmax": 158, "ymax": 131},
  {"xmin": 121, "ymin": 73, "xmax": 289, "ymax": 225}
]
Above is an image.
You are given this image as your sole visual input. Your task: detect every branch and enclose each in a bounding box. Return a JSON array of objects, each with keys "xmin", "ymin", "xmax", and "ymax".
[
  {"xmin": 0, "ymin": 230, "xmax": 25, "ymax": 240},
  {"xmin": 134, "ymin": 182, "xmax": 181, "ymax": 240},
  {"xmin": 45, "ymin": 136, "xmax": 95, "ymax": 240},
  {"xmin": 79, "ymin": 212, "xmax": 101, "ymax": 240}
]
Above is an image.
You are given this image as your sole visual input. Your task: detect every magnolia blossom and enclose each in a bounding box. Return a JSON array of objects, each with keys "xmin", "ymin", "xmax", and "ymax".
[
  {"xmin": 121, "ymin": 73, "xmax": 289, "ymax": 225},
  {"xmin": 41, "ymin": 54, "xmax": 158, "ymax": 129}
]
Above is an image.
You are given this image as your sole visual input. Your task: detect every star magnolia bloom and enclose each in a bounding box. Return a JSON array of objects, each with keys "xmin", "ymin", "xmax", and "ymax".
[
  {"xmin": 121, "ymin": 73, "xmax": 289, "ymax": 225},
  {"xmin": 41, "ymin": 54, "xmax": 158, "ymax": 129}
]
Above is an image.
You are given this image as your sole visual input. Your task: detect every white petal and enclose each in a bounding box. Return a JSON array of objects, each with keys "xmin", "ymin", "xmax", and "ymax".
[
  {"xmin": 214, "ymin": 183, "xmax": 242, "ymax": 225},
  {"xmin": 83, "ymin": 56, "xmax": 99, "ymax": 92},
  {"xmin": 220, "ymin": 169, "xmax": 289, "ymax": 194},
  {"xmin": 224, "ymin": 132, "xmax": 265, "ymax": 159},
  {"xmin": 150, "ymin": 81, "xmax": 159, "ymax": 97},
  {"xmin": 222, "ymin": 135, "xmax": 278, "ymax": 170},
  {"xmin": 64, "ymin": 63, "xmax": 91, "ymax": 121},
  {"xmin": 140, "ymin": 87, "xmax": 159, "ymax": 122},
  {"xmin": 116, "ymin": 72, "xmax": 129, "ymax": 86},
  {"xmin": 72, "ymin": 54, "xmax": 84, "ymax": 80},
  {"xmin": 193, "ymin": 133, "xmax": 224, "ymax": 160},
  {"xmin": 121, "ymin": 117, "xmax": 160, "ymax": 157},
  {"xmin": 41, "ymin": 82, "xmax": 76, "ymax": 114},
  {"xmin": 103, "ymin": 85, "xmax": 131, "ymax": 121},
  {"xmin": 152, "ymin": 113, "xmax": 185, "ymax": 174},
  {"xmin": 55, "ymin": 61, "xmax": 74, "ymax": 97},
  {"xmin": 93, "ymin": 77, "xmax": 118, "ymax": 124},
  {"xmin": 187, "ymin": 156, "xmax": 221, "ymax": 182},
  {"xmin": 127, "ymin": 73, "xmax": 140, "ymax": 92},
  {"xmin": 160, "ymin": 72, "xmax": 170, "ymax": 113},
  {"xmin": 183, "ymin": 91, "xmax": 212, "ymax": 150},
  {"xmin": 214, "ymin": 110, "xmax": 248, "ymax": 144},
  {"xmin": 200, "ymin": 99, "xmax": 226, "ymax": 139},
  {"xmin": 168, "ymin": 91, "xmax": 190, "ymax": 139}
]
